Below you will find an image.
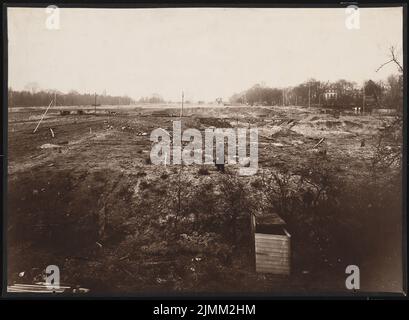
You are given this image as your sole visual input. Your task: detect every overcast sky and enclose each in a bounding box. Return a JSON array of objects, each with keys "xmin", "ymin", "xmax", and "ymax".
[{"xmin": 8, "ymin": 7, "xmax": 403, "ymax": 101}]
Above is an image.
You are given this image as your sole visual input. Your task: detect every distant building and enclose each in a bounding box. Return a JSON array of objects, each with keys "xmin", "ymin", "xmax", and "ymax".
[{"xmin": 324, "ymin": 89, "xmax": 337, "ymax": 100}]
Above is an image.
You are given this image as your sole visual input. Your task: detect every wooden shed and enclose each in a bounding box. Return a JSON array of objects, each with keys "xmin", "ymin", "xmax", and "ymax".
[{"xmin": 251, "ymin": 212, "xmax": 291, "ymax": 275}]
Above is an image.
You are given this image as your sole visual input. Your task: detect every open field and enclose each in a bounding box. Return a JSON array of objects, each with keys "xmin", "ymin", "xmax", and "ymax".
[{"xmin": 7, "ymin": 104, "xmax": 402, "ymax": 293}]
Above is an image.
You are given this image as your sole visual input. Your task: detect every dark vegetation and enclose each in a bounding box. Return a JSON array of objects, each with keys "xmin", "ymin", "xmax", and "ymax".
[
  {"xmin": 230, "ymin": 75, "xmax": 403, "ymax": 111},
  {"xmin": 8, "ymin": 87, "xmax": 134, "ymax": 107}
]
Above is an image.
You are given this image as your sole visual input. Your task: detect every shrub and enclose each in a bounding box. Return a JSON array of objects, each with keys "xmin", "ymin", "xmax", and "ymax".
[{"xmin": 198, "ymin": 167, "xmax": 209, "ymax": 175}]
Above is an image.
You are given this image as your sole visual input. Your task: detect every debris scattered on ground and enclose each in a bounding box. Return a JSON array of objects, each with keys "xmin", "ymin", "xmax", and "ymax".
[
  {"xmin": 272, "ymin": 142, "xmax": 285, "ymax": 147},
  {"xmin": 8, "ymin": 104, "xmax": 402, "ymax": 293},
  {"xmin": 40, "ymin": 143, "xmax": 62, "ymax": 149}
]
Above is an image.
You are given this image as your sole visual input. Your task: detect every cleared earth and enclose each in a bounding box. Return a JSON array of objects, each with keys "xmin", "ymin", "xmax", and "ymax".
[{"xmin": 7, "ymin": 104, "xmax": 402, "ymax": 294}]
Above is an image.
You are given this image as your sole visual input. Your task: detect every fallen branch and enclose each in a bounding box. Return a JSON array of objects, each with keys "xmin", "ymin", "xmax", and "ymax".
[{"xmin": 312, "ymin": 137, "xmax": 325, "ymax": 149}]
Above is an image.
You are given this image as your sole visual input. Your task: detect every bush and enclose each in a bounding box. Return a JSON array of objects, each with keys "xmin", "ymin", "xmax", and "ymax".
[{"xmin": 198, "ymin": 167, "xmax": 209, "ymax": 175}]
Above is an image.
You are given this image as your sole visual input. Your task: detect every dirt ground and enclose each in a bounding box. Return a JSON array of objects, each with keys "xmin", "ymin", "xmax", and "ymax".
[{"xmin": 6, "ymin": 104, "xmax": 402, "ymax": 294}]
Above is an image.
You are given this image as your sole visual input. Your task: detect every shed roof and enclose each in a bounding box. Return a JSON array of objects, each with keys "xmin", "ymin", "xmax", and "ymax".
[{"xmin": 254, "ymin": 211, "xmax": 286, "ymax": 226}]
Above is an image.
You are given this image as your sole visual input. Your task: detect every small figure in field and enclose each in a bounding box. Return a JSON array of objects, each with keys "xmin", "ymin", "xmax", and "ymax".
[
  {"xmin": 319, "ymin": 148, "xmax": 327, "ymax": 157},
  {"xmin": 214, "ymin": 156, "xmax": 225, "ymax": 173},
  {"xmin": 361, "ymin": 139, "xmax": 366, "ymax": 147}
]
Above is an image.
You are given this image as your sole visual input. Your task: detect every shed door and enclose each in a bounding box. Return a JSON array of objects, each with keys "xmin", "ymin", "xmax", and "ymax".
[{"xmin": 255, "ymin": 233, "xmax": 290, "ymax": 275}]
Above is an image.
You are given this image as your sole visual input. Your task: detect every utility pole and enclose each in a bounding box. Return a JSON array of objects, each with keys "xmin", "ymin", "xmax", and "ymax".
[
  {"xmin": 308, "ymin": 83, "xmax": 311, "ymax": 108},
  {"xmin": 282, "ymin": 89, "xmax": 285, "ymax": 106},
  {"xmin": 54, "ymin": 91, "xmax": 57, "ymax": 107},
  {"xmin": 362, "ymin": 84, "xmax": 365, "ymax": 114},
  {"xmin": 180, "ymin": 91, "xmax": 184, "ymax": 118},
  {"xmin": 94, "ymin": 92, "xmax": 97, "ymax": 115}
]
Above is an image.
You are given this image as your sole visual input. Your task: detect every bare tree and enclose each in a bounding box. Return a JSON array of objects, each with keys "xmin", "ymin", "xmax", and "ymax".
[{"xmin": 376, "ymin": 46, "xmax": 403, "ymax": 73}]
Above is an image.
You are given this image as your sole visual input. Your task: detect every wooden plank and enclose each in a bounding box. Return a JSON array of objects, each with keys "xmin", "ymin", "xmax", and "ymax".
[
  {"xmin": 256, "ymin": 247, "xmax": 289, "ymax": 255},
  {"xmin": 11, "ymin": 287, "xmax": 68, "ymax": 292},
  {"xmin": 255, "ymin": 233, "xmax": 288, "ymax": 241},
  {"xmin": 8, "ymin": 288, "xmax": 65, "ymax": 293},
  {"xmin": 7, "ymin": 287, "xmax": 66, "ymax": 293},
  {"xmin": 256, "ymin": 248, "xmax": 290, "ymax": 256},
  {"xmin": 256, "ymin": 257, "xmax": 290, "ymax": 266},
  {"xmin": 256, "ymin": 239, "xmax": 289, "ymax": 244},
  {"xmin": 7, "ymin": 283, "xmax": 70, "ymax": 293},
  {"xmin": 256, "ymin": 255, "xmax": 290, "ymax": 262},
  {"xmin": 255, "ymin": 232, "xmax": 288, "ymax": 239},
  {"xmin": 255, "ymin": 240, "xmax": 289, "ymax": 251},
  {"xmin": 256, "ymin": 250, "xmax": 288, "ymax": 257},
  {"xmin": 256, "ymin": 252, "xmax": 290, "ymax": 260},
  {"xmin": 254, "ymin": 232, "xmax": 291, "ymax": 275},
  {"xmin": 9, "ymin": 283, "xmax": 70, "ymax": 288},
  {"xmin": 257, "ymin": 262, "xmax": 289, "ymax": 268},
  {"xmin": 255, "ymin": 239, "xmax": 288, "ymax": 248},
  {"xmin": 256, "ymin": 256, "xmax": 289, "ymax": 264}
]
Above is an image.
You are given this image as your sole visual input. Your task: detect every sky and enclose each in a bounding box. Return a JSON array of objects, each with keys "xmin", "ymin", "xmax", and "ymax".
[{"xmin": 7, "ymin": 7, "xmax": 403, "ymax": 101}]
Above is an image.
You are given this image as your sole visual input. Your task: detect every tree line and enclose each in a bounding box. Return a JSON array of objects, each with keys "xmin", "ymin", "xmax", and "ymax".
[
  {"xmin": 8, "ymin": 88, "xmax": 135, "ymax": 108},
  {"xmin": 229, "ymin": 74, "xmax": 403, "ymax": 111}
]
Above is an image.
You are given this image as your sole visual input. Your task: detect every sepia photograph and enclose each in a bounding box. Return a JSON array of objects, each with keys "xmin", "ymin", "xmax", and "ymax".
[{"xmin": 3, "ymin": 4, "xmax": 406, "ymax": 296}]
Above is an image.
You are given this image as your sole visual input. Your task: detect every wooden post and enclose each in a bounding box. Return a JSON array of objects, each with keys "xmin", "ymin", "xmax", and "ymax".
[
  {"xmin": 282, "ymin": 89, "xmax": 285, "ymax": 106},
  {"xmin": 308, "ymin": 83, "xmax": 311, "ymax": 108},
  {"xmin": 94, "ymin": 92, "xmax": 97, "ymax": 115},
  {"xmin": 180, "ymin": 91, "xmax": 184, "ymax": 118},
  {"xmin": 33, "ymin": 99, "xmax": 53, "ymax": 133},
  {"xmin": 250, "ymin": 213, "xmax": 256, "ymax": 271}
]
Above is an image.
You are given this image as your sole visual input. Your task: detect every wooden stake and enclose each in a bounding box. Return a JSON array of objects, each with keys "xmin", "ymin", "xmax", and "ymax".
[
  {"xmin": 180, "ymin": 91, "xmax": 184, "ymax": 118},
  {"xmin": 33, "ymin": 99, "xmax": 53, "ymax": 133}
]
